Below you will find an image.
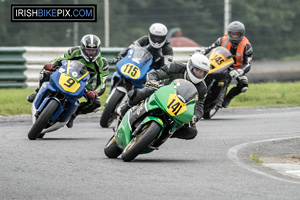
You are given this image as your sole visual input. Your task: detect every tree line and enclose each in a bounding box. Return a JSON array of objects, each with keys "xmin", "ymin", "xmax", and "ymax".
[{"xmin": 1, "ymin": 0, "xmax": 299, "ymax": 60}]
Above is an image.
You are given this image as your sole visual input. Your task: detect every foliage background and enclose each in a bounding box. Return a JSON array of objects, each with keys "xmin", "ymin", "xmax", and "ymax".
[{"xmin": 1, "ymin": 0, "xmax": 300, "ymax": 60}]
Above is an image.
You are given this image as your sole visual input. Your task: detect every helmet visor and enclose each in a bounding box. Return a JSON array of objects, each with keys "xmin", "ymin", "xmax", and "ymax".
[
  {"xmin": 187, "ymin": 61, "xmax": 208, "ymax": 79},
  {"xmin": 149, "ymin": 33, "xmax": 166, "ymax": 44},
  {"xmin": 229, "ymin": 32, "xmax": 242, "ymax": 39},
  {"xmin": 84, "ymin": 48, "xmax": 98, "ymax": 57}
]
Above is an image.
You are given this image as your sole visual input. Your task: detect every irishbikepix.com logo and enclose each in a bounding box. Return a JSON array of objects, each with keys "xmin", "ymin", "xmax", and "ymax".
[{"xmin": 11, "ymin": 4, "xmax": 97, "ymax": 22}]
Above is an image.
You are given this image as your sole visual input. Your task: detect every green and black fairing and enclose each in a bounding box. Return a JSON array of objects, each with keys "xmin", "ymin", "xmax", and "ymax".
[{"xmin": 114, "ymin": 79, "xmax": 198, "ymax": 153}]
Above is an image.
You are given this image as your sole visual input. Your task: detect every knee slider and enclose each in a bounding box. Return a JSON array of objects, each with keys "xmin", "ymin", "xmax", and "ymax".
[
  {"xmin": 241, "ymin": 87, "xmax": 248, "ymax": 93},
  {"xmin": 238, "ymin": 75, "xmax": 248, "ymax": 85}
]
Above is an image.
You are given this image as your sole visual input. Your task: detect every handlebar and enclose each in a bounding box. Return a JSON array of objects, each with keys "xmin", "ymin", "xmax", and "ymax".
[{"xmin": 145, "ymin": 81, "xmax": 163, "ymax": 89}]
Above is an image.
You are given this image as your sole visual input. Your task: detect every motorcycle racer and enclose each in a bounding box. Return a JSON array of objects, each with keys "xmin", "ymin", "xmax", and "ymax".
[
  {"xmin": 198, "ymin": 21, "xmax": 253, "ymax": 108},
  {"xmin": 27, "ymin": 34, "xmax": 109, "ymax": 128},
  {"xmin": 113, "ymin": 23, "xmax": 173, "ymax": 70},
  {"xmin": 118, "ymin": 53, "xmax": 210, "ymax": 140}
]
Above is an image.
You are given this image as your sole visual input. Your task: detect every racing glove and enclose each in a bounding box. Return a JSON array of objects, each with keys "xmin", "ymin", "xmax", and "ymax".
[
  {"xmin": 43, "ymin": 64, "xmax": 57, "ymax": 71},
  {"xmin": 86, "ymin": 90, "xmax": 98, "ymax": 100},
  {"xmin": 111, "ymin": 55, "xmax": 123, "ymax": 64},
  {"xmin": 195, "ymin": 48, "xmax": 206, "ymax": 54},
  {"xmin": 189, "ymin": 115, "xmax": 199, "ymax": 126},
  {"xmin": 145, "ymin": 80, "xmax": 160, "ymax": 89},
  {"xmin": 229, "ymin": 69, "xmax": 244, "ymax": 79}
]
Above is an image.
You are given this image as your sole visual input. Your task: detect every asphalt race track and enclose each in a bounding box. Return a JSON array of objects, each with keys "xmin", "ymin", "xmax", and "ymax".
[{"xmin": 1, "ymin": 107, "xmax": 299, "ymax": 200}]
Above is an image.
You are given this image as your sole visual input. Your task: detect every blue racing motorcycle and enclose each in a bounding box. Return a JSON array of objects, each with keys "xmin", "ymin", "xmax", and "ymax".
[
  {"xmin": 100, "ymin": 47, "xmax": 154, "ymax": 128},
  {"xmin": 28, "ymin": 60, "xmax": 90, "ymax": 140}
]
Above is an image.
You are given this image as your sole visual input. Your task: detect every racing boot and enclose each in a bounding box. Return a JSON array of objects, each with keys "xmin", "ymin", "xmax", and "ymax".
[
  {"xmin": 27, "ymin": 89, "xmax": 39, "ymax": 103},
  {"xmin": 66, "ymin": 114, "xmax": 77, "ymax": 128},
  {"xmin": 222, "ymin": 95, "xmax": 233, "ymax": 108},
  {"xmin": 222, "ymin": 87, "xmax": 240, "ymax": 108}
]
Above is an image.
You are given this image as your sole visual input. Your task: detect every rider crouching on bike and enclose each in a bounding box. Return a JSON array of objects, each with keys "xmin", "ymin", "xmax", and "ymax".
[
  {"xmin": 27, "ymin": 34, "xmax": 109, "ymax": 128},
  {"xmin": 198, "ymin": 21, "xmax": 253, "ymax": 108},
  {"xmin": 118, "ymin": 53, "xmax": 210, "ymax": 140},
  {"xmin": 113, "ymin": 23, "xmax": 174, "ymax": 70}
]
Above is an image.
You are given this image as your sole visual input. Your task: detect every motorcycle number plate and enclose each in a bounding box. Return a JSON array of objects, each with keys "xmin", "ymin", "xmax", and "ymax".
[
  {"xmin": 58, "ymin": 74, "xmax": 80, "ymax": 93},
  {"xmin": 166, "ymin": 94, "xmax": 187, "ymax": 116},
  {"xmin": 120, "ymin": 63, "xmax": 141, "ymax": 79}
]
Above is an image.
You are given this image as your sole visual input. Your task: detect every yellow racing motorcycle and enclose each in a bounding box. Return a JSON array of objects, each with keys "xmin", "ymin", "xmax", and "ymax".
[{"xmin": 203, "ymin": 47, "xmax": 234, "ymax": 119}]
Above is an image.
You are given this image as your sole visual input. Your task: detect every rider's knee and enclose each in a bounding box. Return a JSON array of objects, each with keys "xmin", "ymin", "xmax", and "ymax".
[
  {"xmin": 241, "ymin": 86, "xmax": 248, "ymax": 93},
  {"xmin": 171, "ymin": 125, "xmax": 197, "ymax": 140}
]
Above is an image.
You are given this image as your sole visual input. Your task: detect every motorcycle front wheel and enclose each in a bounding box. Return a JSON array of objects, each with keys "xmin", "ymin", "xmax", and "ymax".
[
  {"xmin": 28, "ymin": 100, "xmax": 59, "ymax": 140},
  {"xmin": 104, "ymin": 135, "xmax": 122, "ymax": 158},
  {"xmin": 121, "ymin": 121, "xmax": 161, "ymax": 162},
  {"xmin": 100, "ymin": 89, "xmax": 125, "ymax": 128}
]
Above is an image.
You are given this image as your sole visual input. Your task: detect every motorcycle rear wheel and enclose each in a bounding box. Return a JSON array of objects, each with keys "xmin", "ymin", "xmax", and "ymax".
[
  {"xmin": 104, "ymin": 135, "xmax": 122, "ymax": 158},
  {"xmin": 28, "ymin": 100, "xmax": 59, "ymax": 140},
  {"xmin": 121, "ymin": 121, "xmax": 161, "ymax": 162},
  {"xmin": 100, "ymin": 89, "xmax": 125, "ymax": 128}
]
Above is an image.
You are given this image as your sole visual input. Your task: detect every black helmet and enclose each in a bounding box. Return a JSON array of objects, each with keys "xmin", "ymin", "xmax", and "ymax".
[
  {"xmin": 80, "ymin": 34, "xmax": 101, "ymax": 62},
  {"xmin": 227, "ymin": 21, "xmax": 245, "ymax": 44}
]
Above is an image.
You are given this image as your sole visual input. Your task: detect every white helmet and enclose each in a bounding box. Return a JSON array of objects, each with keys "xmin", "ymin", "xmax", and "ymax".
[
  {"xmin": 148, "ymin": 23, "xmax": 168, "ymax": 49},
  {"xmin": 186, "ymin": 53, "xmax": 210, "ymax": 84}
]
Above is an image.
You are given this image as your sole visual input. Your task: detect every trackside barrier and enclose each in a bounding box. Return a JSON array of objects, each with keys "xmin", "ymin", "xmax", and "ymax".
[
  {"xmin": 21, "ymin": 47, "xmax": 124, "ymax": 87},
  {"xmin": 0, "ymin": 46, "xmax": 299, "ymax": 88},
  {"xmin": 0, "ymin": 46, "xmax": 193, "ymax": 88},
  {"xmin": 0, "ymin": 47, "xmax": 27, "ymax": 88}
]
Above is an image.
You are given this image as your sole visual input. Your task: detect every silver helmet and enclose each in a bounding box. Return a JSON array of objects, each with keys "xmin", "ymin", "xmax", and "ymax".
[
  {"xmin": 227, "ymin": 21, "xmax": 245, "ymax": 44},
  {"xmin": 80, "ymin": 34, "xmax": 101, "ymax": 62}
]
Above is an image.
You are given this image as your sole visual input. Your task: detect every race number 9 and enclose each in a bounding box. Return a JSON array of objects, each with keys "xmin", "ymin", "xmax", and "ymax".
[
  {"xmin": 64, "ymin": 78, "xmax": 76, "ymax": 87},
  {"xmin": 59, "ymin": 74, "xmax": 80, "ymax": 93}
]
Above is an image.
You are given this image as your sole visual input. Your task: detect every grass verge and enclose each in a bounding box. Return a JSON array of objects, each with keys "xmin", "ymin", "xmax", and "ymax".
[{"xmin": 0, "ymin": 81, "xmax": 300, "ymax": 115}]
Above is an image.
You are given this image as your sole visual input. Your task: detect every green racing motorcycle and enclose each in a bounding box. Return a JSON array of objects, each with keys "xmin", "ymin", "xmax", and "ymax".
[{"xmin": 104, "ymin": 79, "xmax": 198, "ymax": 162}]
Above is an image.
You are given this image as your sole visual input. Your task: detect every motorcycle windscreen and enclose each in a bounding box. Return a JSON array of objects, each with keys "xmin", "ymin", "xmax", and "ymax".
[
  {"xmin": 153, "ymin": 79, "xmax": 197, "ymax": 124},
  {"xmin": 208, "ymin": 47, "xmax": 234, "ymax": 74},
  {"xmin": 131, "ymin": 47, "xmax": 153, "ymax": 63},
  {"xmin": 57, "ymin": 60, "xmax": 90, "ymax": 95},
  {"xmin": 117, "ymin": 47, "xmax": 153, "ymax": 81},
  {"xmin": 175, "ymin": 79, "xmax": 198, "ymax": 103}
]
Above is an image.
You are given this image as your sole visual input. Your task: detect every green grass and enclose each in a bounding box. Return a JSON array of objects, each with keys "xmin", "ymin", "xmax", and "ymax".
[
  {"xmin": 0, "ymin": 81, "xmax": 300, "ymax": 116},
  {"xmin": 283, "ymin": 54, "xmax": 300, "ymax": 61},
  {"xmin": 0, "ymin": 87, "xmax": 110, "ymax": 116},
  {"xmin": 230, "ymin": 82, "xmax": 300, "ymax": 107}
]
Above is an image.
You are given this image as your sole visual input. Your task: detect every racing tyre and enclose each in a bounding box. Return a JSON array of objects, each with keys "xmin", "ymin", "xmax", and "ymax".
[
  {"xmin": 100, "ymin": 89, "xmax": 125, "ymax": 128},
  {"xmin": 104, "ymin": 135, "xmax": 122, "ymax": 158},
  {"xmin": 121, "ymin": 122, "xmax": 161, "ymax": 162},
  {"xmin": 28, "ymin": 100, "xmax": 59, "ymax": 140}
]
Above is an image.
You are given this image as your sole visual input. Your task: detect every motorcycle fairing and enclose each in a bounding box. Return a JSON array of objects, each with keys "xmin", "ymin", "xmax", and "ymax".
[
  {"xmin": 114, "ymin": 79, "xmax": 197, "ymax": 156},
  {"xmin": 116, "ymin": 47, "xmax": 154, "ymax": 88},
  {"xmin": 151, "ymin": 80, "xmax": 196, "ymax": 124},
  {"xmin": 32, "ymin": 60, "xmax": 89, "ymax": 127},
  {"xmin": 51, "ymin": 60, "xmax": 90, "ymax": 98},
  {"xmin": 208, "ymin": 47, "xmax": 234, "ymax": 77}
]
